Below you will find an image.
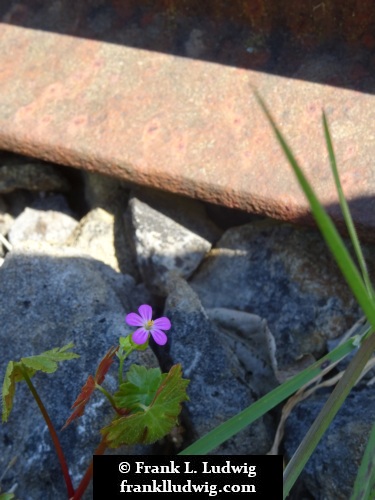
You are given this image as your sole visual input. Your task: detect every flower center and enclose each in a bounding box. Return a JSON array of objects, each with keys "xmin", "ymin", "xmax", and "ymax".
[{"xmin": 144, "ymin": 320, "xmax": 154, "ymax": 331}]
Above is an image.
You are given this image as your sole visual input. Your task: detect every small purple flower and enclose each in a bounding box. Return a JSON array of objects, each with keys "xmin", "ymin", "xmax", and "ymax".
[{"xmin": 125, "ymin": 304, "xmax": 171, "ymax": 346}]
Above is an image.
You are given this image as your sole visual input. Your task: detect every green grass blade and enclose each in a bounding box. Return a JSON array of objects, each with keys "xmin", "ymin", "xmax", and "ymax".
[
  {"xmin": 284, "ymin": 330, "xmax": 375, "ymax": 498},
  {"xmin": 322, "ymin": 113, "xmax": 375, "ymax": 301},
  {"xmin": 179, "ymin": 334, "xmax": 365, "ymax": 455},
  {"xmin": 351, "ymin": 417, "xmax": 375, "ymax": 499},
  {"xmin": 255, "ymin": 93, "xmax": 375, "ymax": 497},
  {"xmin": 255, "ymin": 94, "xmax": 375, "ymax": 329}
]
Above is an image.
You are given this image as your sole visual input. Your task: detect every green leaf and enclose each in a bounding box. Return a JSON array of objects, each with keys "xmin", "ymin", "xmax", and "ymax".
[
  {"xmin": 284, "ymin": 332, "xmax": 375, "ymax": 499},
  {"xmin": 178, "ymin": 325, "xmax": 370, "ymax": 455},
  {"xmin": 322, "ymin": 113, "xmax": 375, "ymax": 301},
  {"xmin": 20, "ymin": 343, "xmax": 79, "ymax": 374},
  {"xmin": 351, "ymin": 413, "xmax": 375, "ymax": 499},
  {"xmin": 102, "ymin": 364, "xmax": 189, "ymax": 446},
  {"xmin": 254, "ymin": 93, "xmax": 375, "ymax": 498},
  {"xmin": 2, "ymin": 362, "xmax": 19, "ymax": 423},
  {"xmin": 255, "ymin": 94, "xmax": 375, "ymax": 329},
  {"xmin": 118, "ymin": 335, "xmax": 148, "ymax": 354},
  {"xmin": 2, "ymin": 344, "xmax": 79, "ymax": 422},
  {"xmin": 2, "ymin": 361, "xmax": 35, "ymax": 423},
  {"xmin": 114, "ymin": 365, "xmax": 164, "ymax": 411},
  {"xmin": 0, "ymin": 493, "xmax": 16, "ymax": 500}
]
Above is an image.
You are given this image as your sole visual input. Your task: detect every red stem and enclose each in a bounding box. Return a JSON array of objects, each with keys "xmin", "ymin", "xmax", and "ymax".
[
  {"xmin": 71, "ymin": 437, "xmax": 108, "ymax": 500},
  {"xmin": 20, "ymin": 365, "xmax": 75, "ymax": 498}
]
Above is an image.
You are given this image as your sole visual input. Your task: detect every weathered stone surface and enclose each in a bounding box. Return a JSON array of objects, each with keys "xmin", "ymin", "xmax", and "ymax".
[
  {"xmin": 67, "ymin": 207, "xmax": 121, "ymax": 272},
  {"xmin": 205, "ymin": 308, "xmax": 278, "ymax": 395},
  {"xmin": 0, "ymin": 195, "xmax": 13, "ymax": 242},
  {"xmin": 190, "ymin": 220, "xmax": 362, "ymax": 375},
  {"xmin": 0, "ymin": 204, "xmax": 10, "ymax": 259},
  {"xmin": 82, "ymin": 171, "xmax": 141, "ymax": 278},
  {"xmin": 283, "ymin": 388, "xmax": 375, "ymax": 499},
  {"xmin": 164, "ymin": 273, "xmax": 274, "ymax": 454},
  {"xmin": 8, "ymin": 206, "xmax": 78, "ymax": 247},
  {"xmin": 0, "ymin": 155, "xmax": 70, "ymax": 194},
  {"xmin": 126, "ymin": 189, "xmax": 222, "ymax": 295},
  {"xmin": 0, "ymin": 242, "xmax": 158, "ymax": 499}
]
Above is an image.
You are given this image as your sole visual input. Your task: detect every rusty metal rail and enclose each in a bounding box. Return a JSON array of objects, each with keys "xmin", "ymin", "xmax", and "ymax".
[{"xmin": 1, "ymin": 1, "xmax": 375, "ymax": 236}]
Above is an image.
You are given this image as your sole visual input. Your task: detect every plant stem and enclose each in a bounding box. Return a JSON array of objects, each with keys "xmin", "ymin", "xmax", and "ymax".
[
  {"xmin": 95, "ymin": 383, "xmax": 118, "ymax": 412},
  {"xmin": 72, "ymin": 437, "xmax": 108, "ymax": 500},
  {"xmin": 118, "ymin": 356, "xmax": 125, "ymax": 385},
  {"xmin": 118, "ymin": 347, "xmax": 135, "ymax": 385},
  {"xmin": 19, "ymin": 364, "xmax": 74, "ymax": 498}
]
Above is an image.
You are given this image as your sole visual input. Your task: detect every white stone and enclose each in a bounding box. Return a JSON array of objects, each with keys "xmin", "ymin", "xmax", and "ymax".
[{"xmin": 8, "ymin": 207, "xmax": 78, "ymax": 246}]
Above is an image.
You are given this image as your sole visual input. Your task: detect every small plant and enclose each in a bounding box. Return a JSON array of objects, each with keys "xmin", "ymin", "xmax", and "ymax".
[{"xmin": 1, "ymin": 304, "xmax": 189, "ymax": 499}]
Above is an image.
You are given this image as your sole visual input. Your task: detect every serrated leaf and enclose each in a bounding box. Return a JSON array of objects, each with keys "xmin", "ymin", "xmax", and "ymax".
[
  {"xmin": 114, "ymin": 365, "xmax": 164, "ymax": 411},
  {"xmin": 63, "ymin": 346, "xmax": 117, "ymax": 429},
  {"xmin": 21, "ymin": 356, "xmax": 59, "ymax": 373},
  {"xmin": 2, "ymin": 344, "xmax": 78, "ymax": 423},
  {"xmin": 95, "ymin": 346, "xmax": 118, "ymax": 384},
  {"xmin": 102, "ymin": 364, "xmax": 189, "ymax": 447},
  {"xmin": 2, "ymin": 361, "xmax": 36, "ymax": 423},
  {"xmin": 20, "ymin": 343, "xmax": 79, "ymax": 374},
  {"xmin": 62, "ymin": 375, "xmax": 96, "ymax": 430},
  {"xmin": 2, "ymin": 362, "xmax": 18, "ymax": 423}
]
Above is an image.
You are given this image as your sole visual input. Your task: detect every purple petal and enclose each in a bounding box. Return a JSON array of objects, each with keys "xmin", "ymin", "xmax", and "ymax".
[
  {"xmin": 150, "ymin": 328, "xmax": 168, "ymax": 346},
  {"xmin": 153, "ymin": 317, "xmax": 171, "ymax": 331},
  {"xmin": 138, "ymin": 304, "xmax": 152, "ymax": 322},
  {"xmin": 126, "ymin": 312, "xmax": 144, "ymax": 327},
  {"xmin": 132, "ymin": 328, "xmax": 149, "ymax": 345}
]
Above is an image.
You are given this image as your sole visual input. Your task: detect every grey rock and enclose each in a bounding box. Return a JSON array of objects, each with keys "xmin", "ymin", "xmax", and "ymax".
[
  {"xmin": 0, "ymin": 156, "xmax": 70, "ymax": 194},
  {"xmin": 0, "ymin": 196, "xmax": 13, "ymax": 234},
  {"xmin": 88, "ymin": 257, "xmax": 152, "ymax": 315},
  {"xmin": 114, "ymin": 210, "xmax": 138, "ymax": 278},
  {"xmin": 82, "ymin": 172, "xmax": 141, "ymax": 278},
  {"xmin": 126, "ymin": 188, "xmax": 222, "ymax": 295},
  {"xmin": 127, "ymin": 282, "xmax": 154, "ymax": 315},
  {"xmin": 0, "ymin": 243, "xmax": 159, "ymax": 500},
  {"xmin": 283, "ymin": 388, "xmax": 375, "ymax": 499},
  {"xmin": 8, "ymin": 207, "xmax": 78, "ymax": 247},
  {"xmin": 326, "ymin": 317, "xmax": 375, "ymax": 379},
  {"xmin": 184, "ymin": 29, "xmax": 206, "ymax": 58},
  {"xmin": 206, "ymin": 308, "xmax": 278, "ymax": 395},
  {"xmin": 0, "ymin": 196, "xmax": 13, "ymax": 256},
  {"xmin": 0, "ymin": 196, "xmax": 13, "ymax": 266},
  {"xmin": 190, "ymin": 221, "xmax": 361, "ymax": 375},
  {"xmin": 0, "ymin": 233, "xmax": 12, "ymax": 260},
  {"xmin": 164, "ymin": 274, "xmax": 273, "ymax": 454},
  {"xmin": 67, "ymin": 207, "xmax": 121, "ymax": 272}
]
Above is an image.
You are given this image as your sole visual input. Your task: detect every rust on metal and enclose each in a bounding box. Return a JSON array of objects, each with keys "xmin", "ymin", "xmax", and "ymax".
[{"xmin": 1, "ymin": 1, "xmax": 375, "ymax": 237}]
